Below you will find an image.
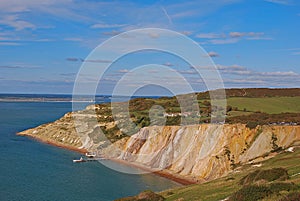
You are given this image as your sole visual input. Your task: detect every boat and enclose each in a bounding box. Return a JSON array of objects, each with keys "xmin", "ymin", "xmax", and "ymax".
[
  {"xmin": 73, "ymin": 157, "xmax": 86, "ymax": 163},
  {"xmin": 85, "ymin": 152, "xmax": 96, "ymax": 158}
]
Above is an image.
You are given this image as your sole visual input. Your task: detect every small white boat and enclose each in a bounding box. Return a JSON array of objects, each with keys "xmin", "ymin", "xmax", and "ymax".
[
  {"xmin": 85, "ymin": 152, "xmax": 96, "ymax": 158},
  {"xmin": 73, "ymin": 157, "xmax": 86, "ymax": 163}
]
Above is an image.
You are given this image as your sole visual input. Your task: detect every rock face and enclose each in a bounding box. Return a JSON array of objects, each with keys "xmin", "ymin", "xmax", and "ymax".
[
  {"xmin": 19, "ymin": 109, "xmax": 300, "ymax": 182},
  {"xmin": 109, "ymin": 124, "xmax": 300, "ymax": 182},
  {"xmin": 18, "ymin": 107, "xmax": 116, "ymax": 152},
  {"xmin": 18, "ymin": 112, "xmax": 83, "ymax": 149}
]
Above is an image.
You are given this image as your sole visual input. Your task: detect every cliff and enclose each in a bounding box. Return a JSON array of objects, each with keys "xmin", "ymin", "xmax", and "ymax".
[
  {"xmin": 18, "ymin": 106, "xmax": 117, "ymax": 153},
  {"xmin": 19, "ymin": 109, "xmax": 300, "ymax": 183},
  {"xmin": 103, "ymin": 124, "xmax": 300, "ymax": 182}
]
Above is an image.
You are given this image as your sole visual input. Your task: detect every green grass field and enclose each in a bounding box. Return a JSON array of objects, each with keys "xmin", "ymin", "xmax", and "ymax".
[{"xmin": 227, "ymin": 96, "xmax": 300, "ymax": 114}]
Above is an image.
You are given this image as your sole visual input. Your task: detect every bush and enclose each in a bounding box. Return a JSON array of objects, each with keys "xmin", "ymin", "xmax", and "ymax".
[
  {"xmin": 115, "ymin": 190, "xmax": 165, "ymax": 201},
  {"xmin": 239, "ymin": 168, "xmax": 289, "ymax": 185},
  {"xmin": 229, "ymin": 185, "xmax": 272, "ymax": 201},
  {"xmin": 269, "ymin": 182, "xmax": 298, "ymax": 192},
  {"xmin": 246, "ymin": 121, "xmax": 259, "ymax": 129},
  {"xmin": 279, "ymin": 192, "xmax": 300, "ymax": 201}
]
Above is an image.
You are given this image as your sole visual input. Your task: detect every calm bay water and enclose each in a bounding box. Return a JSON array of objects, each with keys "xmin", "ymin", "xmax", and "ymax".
[{"xmin": 0, "ymin": 99, "xmax": 179, "ymax": 201}]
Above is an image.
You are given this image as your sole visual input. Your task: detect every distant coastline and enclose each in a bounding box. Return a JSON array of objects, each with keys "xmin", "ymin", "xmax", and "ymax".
[{"xmin": 0, "ymin": 94, "xmax": 161, "ymax": 103}]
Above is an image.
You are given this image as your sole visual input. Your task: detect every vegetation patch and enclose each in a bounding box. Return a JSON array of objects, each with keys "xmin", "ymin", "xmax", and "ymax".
[
  {"xmin": 115, "ymin": 190, "xmax": 165, "ymax": 201},
  {"xmin": 88, "ymin": 88, "xmax": 300, "ymax": 143},
  {"xmin": 228, "ymin": 185, "xmax": 272, "ymax": 201},
  {"xmin": 269, "ymin": 182, "xmax": 299, "ymax": 192},
  {"xmin": 279, "ymin": 192, "xmax": 300, "ymax": 201},
  {"xmin": 239, "ymin": 168, "xmax": 289, "ymax": 185}
]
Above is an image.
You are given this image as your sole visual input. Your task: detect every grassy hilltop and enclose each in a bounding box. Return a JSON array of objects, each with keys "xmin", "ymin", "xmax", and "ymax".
[{"xmin": 93, "ymin": 88, "xmax": 300, "ymax": 142}]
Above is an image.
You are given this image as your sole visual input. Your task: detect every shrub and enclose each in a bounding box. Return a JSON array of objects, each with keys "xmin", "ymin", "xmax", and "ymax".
[
  {"xmin": 229, "ymin": 185, "xmax": 272, "ymax": 201},
  {"xmin": 239, "ymin": 168, "xmax": 289, "ymax": 185},
  {"xmin": 279, "ymin": 192, "xmax": 300, "ymax": 201},
  {"xmin": 115, "ymin": 190, "xmax": 165, "ymax": 201},
  {"xmin": 246, "ymin": 121, "xmax": 259, "ymax": 129},
  {"xmin": 269, "ymin": 182, "xmax": 298, "ymax": 192}
]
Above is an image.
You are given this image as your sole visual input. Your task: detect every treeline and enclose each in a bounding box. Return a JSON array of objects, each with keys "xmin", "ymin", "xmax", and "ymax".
[
  {"xmin": 196, "ymin": 88, "xmax": 300, "ymax": 99},
  {"xmin": 227, "ymin": 112, "xmax": 300, "ymax": 129}
]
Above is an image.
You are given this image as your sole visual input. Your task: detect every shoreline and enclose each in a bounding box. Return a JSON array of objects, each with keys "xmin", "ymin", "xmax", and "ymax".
[
  {"xmin": 17, "ymin": 132, "xmax": 196, "ymax": 185},
  {"xmin": 17, "ymin": 133, "xmax": 87, "ymax": 154},
  {"xmin": 107, "ymin": 157, "xmax": 197, "ymax": 185}
]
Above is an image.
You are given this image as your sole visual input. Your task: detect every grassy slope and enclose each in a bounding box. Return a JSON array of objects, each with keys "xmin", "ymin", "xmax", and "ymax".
[
  {"xmin": 159, "ymin": 147, "xmax": 300, "ymax": 201},
  {"xmin": 227, "ymin": 97, "xmax": 300, "ymax": 114}
]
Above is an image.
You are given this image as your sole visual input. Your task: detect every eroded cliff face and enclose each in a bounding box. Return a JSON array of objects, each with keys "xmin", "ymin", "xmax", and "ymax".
[
  {"xmin": 106, "ymin": 124, "xmax": 300, "ymax": 182},
  {"xmin": 18, "ymin": 106, "xmax": 116, "ymax": 151},
  {"xmin": 18, "ymin": 109, "xmax": 300, "ymax": 182}
]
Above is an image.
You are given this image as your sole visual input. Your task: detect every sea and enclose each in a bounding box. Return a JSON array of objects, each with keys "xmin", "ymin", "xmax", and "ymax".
[{"xmin": 0, "ymin": 94, "xmax": 179, "ymax": 201}]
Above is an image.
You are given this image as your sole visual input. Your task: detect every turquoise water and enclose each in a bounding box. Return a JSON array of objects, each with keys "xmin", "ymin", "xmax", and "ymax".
[{"xmin": 0, "ymin": 101, "xmax": 179, "ymax": 201}]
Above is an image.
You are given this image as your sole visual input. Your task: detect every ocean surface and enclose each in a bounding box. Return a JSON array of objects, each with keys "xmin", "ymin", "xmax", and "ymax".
[{"xmin": 0, "ymin": 95, "xmax": 179, "ymax": 201}]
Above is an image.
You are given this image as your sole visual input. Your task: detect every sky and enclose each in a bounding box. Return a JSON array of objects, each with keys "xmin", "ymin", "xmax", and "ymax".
[{"xmin": 0, "ymin": 0, "xmax": 299, "ymax": 95}]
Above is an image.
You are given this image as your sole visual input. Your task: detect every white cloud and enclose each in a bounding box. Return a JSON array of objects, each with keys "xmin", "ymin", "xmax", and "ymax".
[
  {"xmin": 229, "ymin": 32, "xmax": 265, "ymax": 38},
  {"xmin": 217, "ymin": 64, "xmax": 252, "ymax": 75},
  {"xmin": 0, "ymin": 42, "xmax": 20, "ymax": 46},
  {"xmin": 0, "ymin": 0, "xmax": 72, "ymax": 13},
  {"xmin": 217, "ymin": 64, "xmax": 300, "ymax": 78},
  {"xmin": 171, "ymin": 10, "xmax": 198, "ymax": 19},
  {"xmin": 225, "ymin": 79, "xmax": 266, "ymax": 84},
  {"xmin": 229, "ymin": 32, "xmax": 246, "ymax": 38},
  {"xmin": 196, "ymin": 33, "xmax": 226, "ymax": 39},
  {"xmin": 163, "ymin": 62, "xmax": 174, "ymax": 67},
  {"xmin": 90, "ymin": 23, "xmax": 126, "ymax": 29},
  {"xmin": 118, "ymin": 69, "xmax": 129, "ymax": 73},
  {"xmin": 217, "ymin": 64, "xmax": 247, "ymax": 71},
  {"xmin": 0, "ymin": 64, "xmax": 40, "ymax": 69},
  {"xmin": 102, "ymin": 30, "xmax": 122, "ymax": 36},
  {"xmin": 209, "ymin": 38, "xmax": 239, "ymax": 44},
  {"xmin": 207, "ymin": 51, "xmax": 219, "ymax": 57},
  {"xmin": 180, "ymin": 31, "xmax": 193, "ymax": 36},
  {"xmin": 197, "ymin": 32, "xmax": 269, "ymax": 44},
  {"xmin": 0, "ymin": 15, "xmax": 36, "ymax": 30},
  {"xmin": 217, "ymin": 63, "xmax": 300, "ymax": 87},
  {"xmin": 66, "ymin": 58, "xmax": 79, "ymax": 62},
  {"xmin": 260, "ymin": 71, "xmax": 298, "ymax": 76},
  {"xmin": 178, "ymin": 69, "xmax": 197, "ymax": 75},
  {"xmin": 81, "ymin": 59, "xmax": 112, "ymax": 63}
]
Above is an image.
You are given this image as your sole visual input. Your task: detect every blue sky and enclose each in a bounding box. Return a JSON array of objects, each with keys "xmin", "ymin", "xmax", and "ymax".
[{"xmin": 0, "ymin": 0, "xmax": 299, "ymax": 95}]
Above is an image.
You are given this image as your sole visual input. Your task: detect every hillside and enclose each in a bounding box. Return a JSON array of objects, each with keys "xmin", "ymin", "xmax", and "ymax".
[
  {"xmin": 158, "ymin": 146, "xmax": 300, "ymax": 201},
  {"xmin": 117, "ymin": 146, "xmax": 300, "ymax": 201}
]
